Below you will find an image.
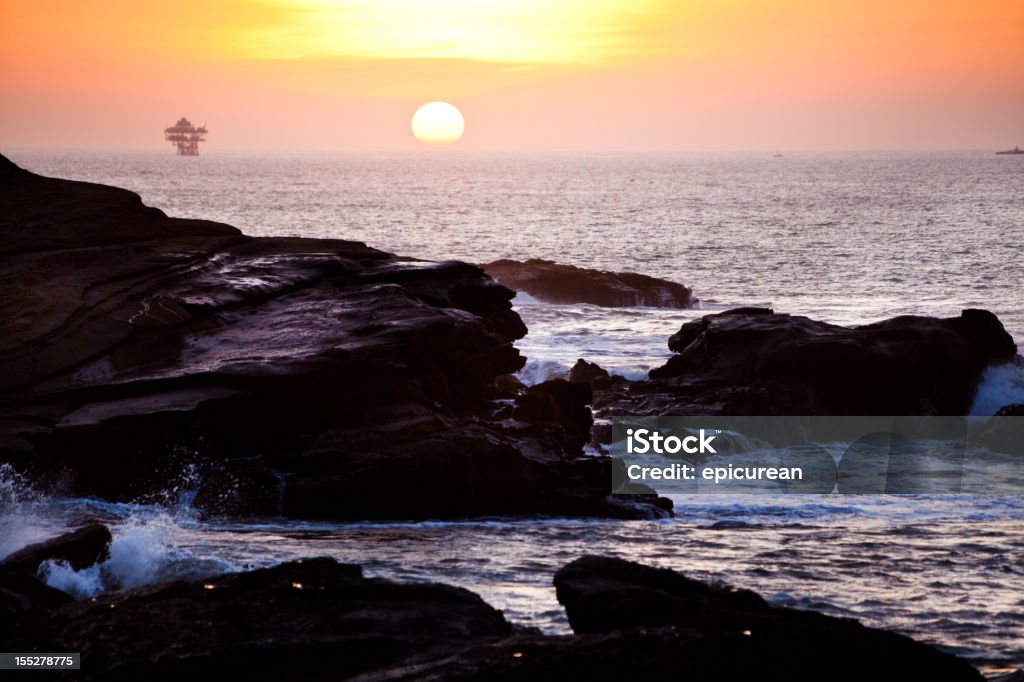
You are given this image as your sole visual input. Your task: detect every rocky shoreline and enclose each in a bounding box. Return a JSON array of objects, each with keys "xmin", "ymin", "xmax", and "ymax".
[
  {"xmin": 0, "ymin": 526, "xmax": 990, "ymax": 681},
  {"xmin": 0, "ymin": 154, "xmax": 665, "ymax": 520},
  {"xmin": 2, "ymin": 154, "xmax": 1017, "ymax": 523},
  {"xmin": 2, "ymin": 153, "xmax": 1021, "ymax": 678}
]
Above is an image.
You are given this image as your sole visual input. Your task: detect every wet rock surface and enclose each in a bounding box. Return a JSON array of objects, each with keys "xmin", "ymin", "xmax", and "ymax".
[
  {"xmin": 482, "ymin": 258, "xmax": 697, "ymax": 308},
  {"xmin": 0, "ymin": 154, "xmax": 666, "ymax": 520},
  {"xmin": 513, "ymin": 379, "xmax": 594, "ymax": 452},
  {"xmin": 0, "ymin": 554, "xmax": 985, "ymax": 681},
  {"xmin": 594, "ymin": 307, "xmax": 1017, "ymax": 417},
  {"xmin": 567, "ymin": 358, "xmax": 610, "ymax": 387},
  {"xmin": 0, "ymin": 524, "xmax": 112, "ymax": 573}
]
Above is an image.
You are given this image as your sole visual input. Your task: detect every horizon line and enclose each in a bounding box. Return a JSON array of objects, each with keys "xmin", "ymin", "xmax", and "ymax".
[{"xmin": 3, "ymin": 146, "xmax": 1019, "ymax": 155}]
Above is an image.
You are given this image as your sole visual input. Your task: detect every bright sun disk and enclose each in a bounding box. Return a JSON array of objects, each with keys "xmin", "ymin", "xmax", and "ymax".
[{"xmin": 412, "ymin": 102, "xmax": 465, "ymax": 145}]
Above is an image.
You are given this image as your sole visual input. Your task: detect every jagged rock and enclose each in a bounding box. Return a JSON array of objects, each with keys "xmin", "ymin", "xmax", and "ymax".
[
  {"xmin": 1, "ymin": 524, "xmax": 112, "ymax": 573},
  {"xmin": 482, "ymin": 258, "xmax": 697, "ymax": 308},
  {"xmin": 553, "ymin": 556, "xmax": 983, "ymax": 681},
  {"xmin": 514, "ymin": 379, "xmax": 593, "ymax": 452},
  {"xmin": 595, "ymin": 308, "xmax": 1017, "ymax": 416},
  {"xmin": 568, "ymin": 359, "xmax": 610, "ymax": 387},
  {"xmin": 494, "ymin": 373, "xmax": 527, "ymax": 398},
  {"xmin": 265, "ymin": 415, "xmax": 660, "ymax": 520},
  {"xmin": 0, "ymin": 155, "xmax": 667, "ymax": 520}
]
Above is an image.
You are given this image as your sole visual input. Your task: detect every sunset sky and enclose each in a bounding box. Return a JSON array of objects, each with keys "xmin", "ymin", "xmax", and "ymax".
[{"xmin": 2, "ymin": 0, "xmax": 1022, "ymax": 151}]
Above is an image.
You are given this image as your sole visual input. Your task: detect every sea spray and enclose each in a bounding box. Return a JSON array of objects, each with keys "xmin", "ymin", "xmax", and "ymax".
[
  {"xmin": 515, "ymin": 358, "xmax": 570, "ymax": 385},
  {"xmin": 2, "ymin": 460, "xmax": 240, "ymax": 599},
  {"xmin": 514, "ymin": 357, "xmax": 650, "ymax": 386},
  {"xmin": 0, "ymin": 463, "xmax": 64, "ymax": 559},
  {"xmin": 969, "ymin": 360, "xmax": 1024, "ymax": 416},
  {"xmin": 38, "ymin": 511, "xmax": 239, "ymax": 599}
]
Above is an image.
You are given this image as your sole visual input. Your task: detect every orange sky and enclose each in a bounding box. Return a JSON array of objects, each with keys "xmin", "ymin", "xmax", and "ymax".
[{"xmin": 1, "ymin": 0, "xmax": 1021, "ymax": 151}]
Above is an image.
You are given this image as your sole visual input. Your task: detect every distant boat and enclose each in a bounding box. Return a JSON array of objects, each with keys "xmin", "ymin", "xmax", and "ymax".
[{"xmin": 995, "ymin": 146, "xmax": 1023, "ymax": 155}]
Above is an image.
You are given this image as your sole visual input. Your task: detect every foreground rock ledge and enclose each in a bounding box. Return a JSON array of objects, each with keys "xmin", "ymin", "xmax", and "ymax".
[
  {"xmin": 0, "ymin": 154, "xmax": 666, "ymax": 520},
  {"xmin": 0, "ymin": 555, "xmax": 984, "ymax": 681}
]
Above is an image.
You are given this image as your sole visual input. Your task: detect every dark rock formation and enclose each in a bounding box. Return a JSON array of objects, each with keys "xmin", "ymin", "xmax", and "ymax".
[
  {"xmin": 0, "ymin": 570, "xmax": 74, "ymax": 649},
  {"xmin": 493, "ymin": 372, "xmax": 527, "ymax": 397},
  {"xmin": 8, "ymin": 558, "xmax": 516, "ymax": 681},
  {"xmin": 0, "ymin": 556, "xmax": 984, "ymax": 681},
  {"xmin": 553, "ymin": 556, "xmax": 983, "ymax": 681},
  {"xmin": 265, "ymin": 415, "xmax": 667, "ymax": 520},
  {"xmin": 1, "ymin": 524, "xmax": 112, "ymax": 572},
  {"xmin": 513, "ymin": 379, "xmax": 593, "ymax": 452},
  {"xmin": 568, "ymin": 358, "xmax": 610, "ymax": 387},
  {"xmin": 0, "ymin": 154, "xmax": 667, "ymax": 520},
  {"xmin": 595, "ymin": 308, "xmax": 1017, "ymax": 416},
  {"xmin": 482, "ymin": 258, "xmax": 697, "ymax": 308}
]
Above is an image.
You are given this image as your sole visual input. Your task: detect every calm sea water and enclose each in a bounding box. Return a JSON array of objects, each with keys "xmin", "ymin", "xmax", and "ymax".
[{"xmin": 4, "ymin": 150, "xmax": 1024, "ymax": 673}]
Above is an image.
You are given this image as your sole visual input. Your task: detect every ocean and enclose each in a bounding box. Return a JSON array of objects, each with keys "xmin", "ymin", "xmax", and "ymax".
[{"xmin": 3, "ymin": 150, "xmax": 1024, "ymax": 673}]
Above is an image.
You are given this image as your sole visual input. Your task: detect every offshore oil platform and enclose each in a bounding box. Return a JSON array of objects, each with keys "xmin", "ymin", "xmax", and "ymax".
[{"xmin": 163, "ymin": 117, "xmax": 207, "ymax": 155}]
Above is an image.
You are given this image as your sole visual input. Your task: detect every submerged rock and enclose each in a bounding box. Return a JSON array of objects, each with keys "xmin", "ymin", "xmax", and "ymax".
[
  {"xmin": 0, "ymin": 154, "xmax": 667, "ymax": 520},
  {"xmin": 595, "ymin": 307, "xmax": 1017, "ymax": 416},
  {"xmin": 0, "ymin": 524, "xmax": 112, "ymax": 573},
  {"xmin": 482, "ymin": 258, "xmax": 697, "ymax": 308},
  {"xmin": 0, "ymin": 556, "xmax": 985, "ymax": 681}
]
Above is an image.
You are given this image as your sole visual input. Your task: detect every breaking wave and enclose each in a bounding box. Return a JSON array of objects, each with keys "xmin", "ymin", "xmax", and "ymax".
[
  {"xmin": 38, "ymin": 512, "xmax": 232, "ymax": 599},
  {"xmin": 0, "ymin": 463, "xmax": 236, "ymax": 599},
  {"xmin": 970, "ymin": 360, "xmax": 1024, "ymax": 416}
]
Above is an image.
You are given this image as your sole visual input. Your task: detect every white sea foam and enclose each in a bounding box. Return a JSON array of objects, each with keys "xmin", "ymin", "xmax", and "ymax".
[
  {"xmin": 969, "ymin": 361, "xmax": 1024, "ymax": 416},
  {"xmin": 0, "ymin": 464, "xmax": 65, "ymax": 560},
  {"xmin": 603, "ymin": 365, "xmax": 650, "ymax": 381},
  {"xmin": 37, "ymin": 512, "xmax": 199, "ymax": 598},
  {"xmin": 515, "ymin": 357, "xmax": 652, "ymax": 385},
  {"xmin": 39, "ymin": 560, "xmax": 105, "ymax": 598},
  {"xmin": 511, "ymin": 291, "xmax": 542, "ymax": 306},
  {"xmin": 515, "ymin": 358, "xmax": 570, "ymax": 385},
  {"xmin": 0, "ymin": 461, "xmax": 234, "ymax": 599},
  {"xmin": 38, "ymin": 511, "xmax": 235, "ymax": 599}
]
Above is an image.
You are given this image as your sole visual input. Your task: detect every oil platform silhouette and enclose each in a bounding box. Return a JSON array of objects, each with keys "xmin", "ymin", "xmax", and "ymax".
[{"xmin": 163, "ymin": 117, "xmax": 207, "ymax": 155}]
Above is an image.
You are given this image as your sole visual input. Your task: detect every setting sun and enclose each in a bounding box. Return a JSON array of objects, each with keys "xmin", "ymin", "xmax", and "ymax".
[{"xmin": 411, "ymin": 102, "xmax": 465, "ymax": 145}]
